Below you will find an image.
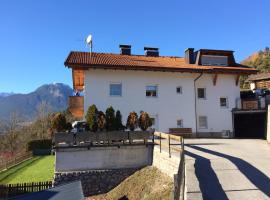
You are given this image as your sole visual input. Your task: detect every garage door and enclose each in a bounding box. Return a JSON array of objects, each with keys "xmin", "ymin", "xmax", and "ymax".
[{"xmin": 234, "ymin": 112, "xmax": 266, "ymax": 138}]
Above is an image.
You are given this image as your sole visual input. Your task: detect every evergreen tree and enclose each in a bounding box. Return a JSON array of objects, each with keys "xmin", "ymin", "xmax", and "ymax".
[
  {"xmin": 138, "ymin": 111, "xmax": 152, "ymax": 131},
  {"xmin": 97, "ymin": 111, "xmax": 106, "ymax": 131},
  {"xmin": 126, "ymin": 111, "xmax": 138, "ymax": 131},
  {"xmin": 85, "ymin": 104, "xmax": 98, "ymax": 132},
  {"xmin": 115, "ymin": 110, "xmax": 124, "ymax": 130},
  {"xmin": 105, "ymin": 106, "xmax": 116, "ymax": 131}
]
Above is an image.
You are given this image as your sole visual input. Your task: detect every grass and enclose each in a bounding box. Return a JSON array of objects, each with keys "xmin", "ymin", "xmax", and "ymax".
[
  {"xmin": 88, "ymin": 166, "xmax": 173, "ymax": 200},
  {"xmin": 0, "ymin": 155, "xmax": 54, "ymax": 184}
]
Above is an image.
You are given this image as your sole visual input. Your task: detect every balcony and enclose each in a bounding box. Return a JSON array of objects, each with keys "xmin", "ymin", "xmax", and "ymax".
[
  {"xmin": 69, "ymin": 96, "xmax": 84, "ymax": 119},
  {"xmin": 235, "ymin": 97, "xmax": 266, "ymax": 111}
]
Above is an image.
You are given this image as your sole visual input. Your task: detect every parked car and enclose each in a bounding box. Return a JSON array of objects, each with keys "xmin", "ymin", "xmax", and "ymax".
[{"xmin": 71, "ymin": 121, "xmax": 87, "ymax": 133}]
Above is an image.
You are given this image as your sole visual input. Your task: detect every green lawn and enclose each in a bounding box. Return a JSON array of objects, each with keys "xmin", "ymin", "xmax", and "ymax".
[{"xmin": 0, "ymin": 155, "xmax": 55, "ymax": 184}]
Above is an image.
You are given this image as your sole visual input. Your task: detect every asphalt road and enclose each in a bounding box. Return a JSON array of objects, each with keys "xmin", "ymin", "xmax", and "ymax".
[{"xmin": 185, "ymin": 139, "xmax": 270, "ymax": 200}]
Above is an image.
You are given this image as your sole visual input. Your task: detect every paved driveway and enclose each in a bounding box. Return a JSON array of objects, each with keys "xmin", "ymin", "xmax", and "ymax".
[{"xmin": 185, "ymin": 139, "xmax": 270, "ymax": 200}]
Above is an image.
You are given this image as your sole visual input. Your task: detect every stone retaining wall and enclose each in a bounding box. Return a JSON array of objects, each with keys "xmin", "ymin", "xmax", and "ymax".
[{"xmin": 54, "ymin": 168, "xmax": 139, "ymax": 197}]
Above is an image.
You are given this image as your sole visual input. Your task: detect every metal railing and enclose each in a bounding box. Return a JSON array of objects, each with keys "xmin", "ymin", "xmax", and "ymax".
[{"xmin": 153, "ymin": 132, "xmax": 185, "ymax": 200}]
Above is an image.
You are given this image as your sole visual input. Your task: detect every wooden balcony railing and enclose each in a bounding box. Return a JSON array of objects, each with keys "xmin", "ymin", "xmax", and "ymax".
[
  {"xmin": 68, "ymin": 96, "xmax": 84, "ymax": 119},
  {"xmin": 236, "ymin": 98, "xmax": 266, "ymax": 110}
]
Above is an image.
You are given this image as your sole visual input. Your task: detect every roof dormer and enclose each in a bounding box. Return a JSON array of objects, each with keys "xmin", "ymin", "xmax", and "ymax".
[{"xmin": 196, "ymin": 49, "xmax": 236, "ymax": 66}]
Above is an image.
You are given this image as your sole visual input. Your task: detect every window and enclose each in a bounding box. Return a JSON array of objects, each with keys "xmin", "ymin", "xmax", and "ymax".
[
  {"xmin": 220, "ymin": 97, "xmax": 228, "ymax": 108},
  {"xmin": 197, "ymin": 88, "xmax": 206, "ymax": 99},
  {"xmin": 199, "ymin": 116, "xmax": 208, "ymax": 129},
  {"xmin": 146, "ymin": 85, "xmax": 158, "ymax": 97},
  {"xmin": 177, "ymin": 119, "xmax": 183, "ymax": 128},
  {"xmin": 176, "ymin": 86, "xmax": 182, "ymax": 94},
  {"xmin": 110, "ymin": 83, "xmax": 122, "ymax": 96},
  {"xmin": 201, "ymin": 55, "xmax": 228, "ymax": 66}
]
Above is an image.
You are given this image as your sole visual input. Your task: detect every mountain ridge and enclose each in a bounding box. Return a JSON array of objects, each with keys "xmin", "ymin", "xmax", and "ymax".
[{"xmin": 0, "ymin": 83, "xmax": 73, "ymax": 121}]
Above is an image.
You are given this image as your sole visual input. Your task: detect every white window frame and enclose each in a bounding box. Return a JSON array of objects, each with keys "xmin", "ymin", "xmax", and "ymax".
[
  {"xmin": 109, "ymin": 82, "xmax": 122, "ymax": 97},
  {"xmin": 198, "ymin": 116, "xmax": 208, "ymax": 129},
  {"xmin": 197, "ymin": 88, "xmax": 206, "ymax": 99},
  {"xmin": 176, "ymin": 86, "xmax": 182, "ymax": 94},
  {"xmin": 177, "ymin": 119, "xmax": 183, "ymax": 128},
  {"xmin": 220, "ymin": 97, "xmax": 229, "ymax": 108},
  {"xmin": 146, "ymin": 85, "xmax": 158, "ymax": 97}
]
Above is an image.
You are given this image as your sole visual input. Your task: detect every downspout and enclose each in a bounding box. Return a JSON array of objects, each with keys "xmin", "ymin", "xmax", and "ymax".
[{"xmin": 194, "ymin": 72, "xmax": 203, "ymax": 137}]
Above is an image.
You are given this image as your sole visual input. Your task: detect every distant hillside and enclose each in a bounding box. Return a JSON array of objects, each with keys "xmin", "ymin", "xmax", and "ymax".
[
  {"xmin": 0, "ymin": 92, "xmax": 16, "ymax": 98},
  {"xmin": 241, "ymin": 47, "xmax": 270, "ymax": 72},
  {"xmin": 0, "ymin": 83, "xmax": 73, "ymax": 121}
]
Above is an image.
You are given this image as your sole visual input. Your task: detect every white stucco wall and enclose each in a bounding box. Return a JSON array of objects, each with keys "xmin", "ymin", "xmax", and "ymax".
[
  {"xmin": 84, "ymin": 69, "xmax": 240, "ymax": 135},
  {"xmin": 196, "ymin": 74, "xmax": 240, "ymax": 133}
]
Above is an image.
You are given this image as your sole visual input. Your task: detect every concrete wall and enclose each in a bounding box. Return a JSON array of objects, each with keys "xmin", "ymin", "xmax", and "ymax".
[
  {"xmin": 152, "ymin": 146, "xmax": 180, "ymax": 178},
  {"xmin": 55, "ymin": 145, "xmax": 153, "ymax": 172},
  {"xmin": 84, "ymin": 69, "xmax": 240, "ymax": 135},
  {"xmin": 267, "ymin": 105, "xmax": 270, "ymax": 143}
]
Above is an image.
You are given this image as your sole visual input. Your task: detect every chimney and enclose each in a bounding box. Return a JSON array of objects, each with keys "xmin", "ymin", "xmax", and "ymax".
[
  {"xmin": 119, "ymin": 44, "xmax": 131, "ymax": 55},
  {"xmin": 144, "ymin": 47, "xmax": 159, "ymax": 57},
  {"xmin": 185, "ymin": 48, "xmax": 195, "ymax": 64}
]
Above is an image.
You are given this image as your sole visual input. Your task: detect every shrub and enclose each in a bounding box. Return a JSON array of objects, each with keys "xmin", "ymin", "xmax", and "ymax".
[
  {"xmin": 97, "ymin": 111, "xmax": 106, "ymax": 131},
  {"xmin": 106, "ymin": 106, "xmax": 116, "ymax": 131},
  {"xmin": 126, "ymin": 111, "xmax": 138, "ymax": 131},
  {"xmin": 115, "ymin": 110, "xmax": 124, "ymax": 130},
  {"xmin": 51, "ymin": 113, "xmax": 67, "ymax": 132},
  {"xmin": 85, "ymin": 104, "xmax": 98, "ymax": 132},
  {"xmin": 27, "ymin": 139, "xmax": 52, "ymax": 151},
  {"xmin": 138, "ymin": 111, "xmax": 152, "ymax": 131},
  {"xmin": 65, "ymin": 122, "xmax": 72, "ymax": 132}
]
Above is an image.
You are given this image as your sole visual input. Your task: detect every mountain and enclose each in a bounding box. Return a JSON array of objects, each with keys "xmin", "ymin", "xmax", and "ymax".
[
  {"xmin": 0, "ymin": 92, "xmax": 16, "ymax": 98},
  {"xmin": 0, "ymin": 83, "xmax": 73, "ymax": 121}
]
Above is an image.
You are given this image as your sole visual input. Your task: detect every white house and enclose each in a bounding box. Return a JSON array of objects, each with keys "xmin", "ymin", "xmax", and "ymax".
[{"xmin": 65, "ymin": 45, "xmax": 256, "ymax": 137}]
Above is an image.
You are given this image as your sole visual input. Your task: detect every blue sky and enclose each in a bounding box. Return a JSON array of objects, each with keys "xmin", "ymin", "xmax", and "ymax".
[{"xmin": 0, "ymin": 0, "xmax": 270, "ymax": 93}]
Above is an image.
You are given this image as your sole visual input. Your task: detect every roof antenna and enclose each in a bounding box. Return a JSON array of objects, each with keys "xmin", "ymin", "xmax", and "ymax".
[{"xmin": 86, "ymin": 34, "xmax": 93, "ymax": 57}]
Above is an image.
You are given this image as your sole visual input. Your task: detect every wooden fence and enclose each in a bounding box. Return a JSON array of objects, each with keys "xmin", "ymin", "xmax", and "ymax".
[
  {"xmin": 153, "ymin": 132, "xmax": 185, "ymax": 200},
  {"xmin": 0, "ymin": 181, "xmax": 52, "ymax": 199},
  {"xmin": 0, "ymin": 152, "xmax": 33, "ymax": 172},
  {"xmin": 53, "ymin": 130, "xmax": 155, "ymax": 147}
]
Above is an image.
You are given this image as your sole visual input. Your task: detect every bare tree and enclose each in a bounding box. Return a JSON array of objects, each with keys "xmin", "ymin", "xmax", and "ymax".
[
  {"xmin": 2, "ymin": 112, "xmax": 21, "ymax": 156},
  {"xmin": 36, "ymin": 101, "xmax": 52, "ymax": 139}
]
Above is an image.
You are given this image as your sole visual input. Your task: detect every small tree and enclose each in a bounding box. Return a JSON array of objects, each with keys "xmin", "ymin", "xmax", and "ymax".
[
  {"xmin": 115, "ymin": 110, "xmax": 124, "ymax": 130},
  {"xmin": 85, "ymin": 105, "xmax": 98, "ymax": 132},
  {"xmin": 106, "ymin": 106, "xmax": 116, "ymax": 131},
  {"xmin": 138, "ymin": 111, "xmax": 152, "ymax": 131},
  {"xmin": 126, "ymin": 111, "xmax": 138, "ymax": 131},
  {"xmin": 97, "ymin": 111, "xmax": 106, "ymax": 131},
  {"xmin": 65, "ymin": 122, "xmax": 73, "ymax": 132},
  {"xmin": 51, "ymin": 113, "xmax": 67, "ymax": 132}
]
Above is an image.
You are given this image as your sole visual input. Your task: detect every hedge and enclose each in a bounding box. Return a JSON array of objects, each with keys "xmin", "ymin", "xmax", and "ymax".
[{"xmin": 27, "ymin": 139, "xmax": 52, "ymax": 151}]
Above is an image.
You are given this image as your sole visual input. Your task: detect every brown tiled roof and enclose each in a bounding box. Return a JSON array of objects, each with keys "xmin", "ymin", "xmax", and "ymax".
[
  {"xmin": 64, "ymin": 51, "xmax": 257, "ymax": 74},
  {"xmin": 247, "ymin": 73, "xmax": 270, "ymax": 81}
]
